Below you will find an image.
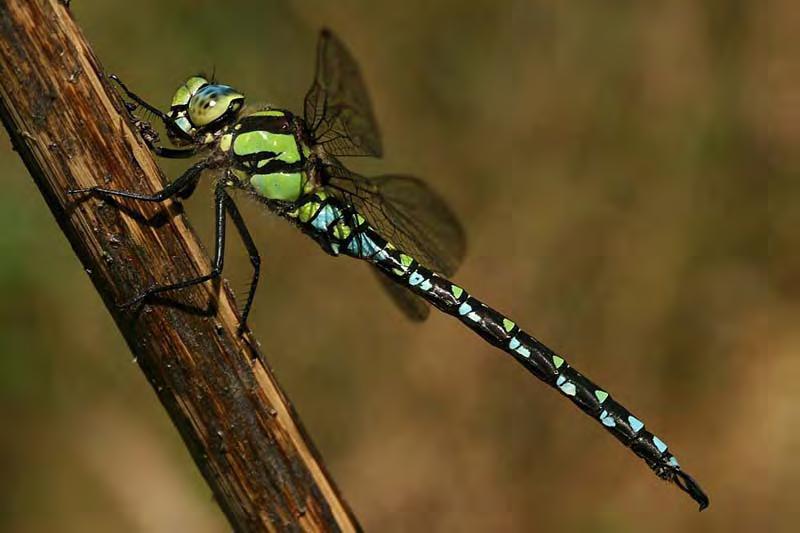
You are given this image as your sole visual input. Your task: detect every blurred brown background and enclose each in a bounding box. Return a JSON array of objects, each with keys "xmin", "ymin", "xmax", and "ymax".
[{"xmin": 0, "ymin": 0, "xmax": 786, "ymax": 531}]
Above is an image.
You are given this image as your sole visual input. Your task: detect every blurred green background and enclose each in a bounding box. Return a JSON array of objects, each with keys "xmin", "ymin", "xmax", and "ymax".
[{"xmin": 0, "ymin": 0, "xmax": 787, "ymax": 531}]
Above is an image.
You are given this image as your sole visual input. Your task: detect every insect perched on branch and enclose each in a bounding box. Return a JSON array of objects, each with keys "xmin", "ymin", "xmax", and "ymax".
[{"xmin": 69, "ymin": 29, "xmax": 708, "ymax": 511}]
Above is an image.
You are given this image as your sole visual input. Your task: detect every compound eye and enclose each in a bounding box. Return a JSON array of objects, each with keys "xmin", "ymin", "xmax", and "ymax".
[
  {"xmin": 188, "ymin": 84, "xmax": 244, "ymax": 127},
  {"xmin": 170, "ymin": 76, "xmax": 208, "ymax": 108}
]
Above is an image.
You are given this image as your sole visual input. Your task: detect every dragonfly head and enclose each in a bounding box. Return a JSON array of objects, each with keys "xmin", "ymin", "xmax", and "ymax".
[{"xmin": 167, "ymin": 76, "xmax": 245, "ymax": 143}]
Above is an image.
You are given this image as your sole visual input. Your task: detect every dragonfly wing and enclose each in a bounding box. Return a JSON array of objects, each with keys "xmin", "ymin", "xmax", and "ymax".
[
  {"xmin": 323, "ymin": 159, "xmax": 466, "ymax": 277},
  {"xmin": 372, "ymin": 268, "xmax": 430, "ymax": 321},
  {"xmin": 303, "ymin": 29, "xmax": 383, "ymax": 158}
]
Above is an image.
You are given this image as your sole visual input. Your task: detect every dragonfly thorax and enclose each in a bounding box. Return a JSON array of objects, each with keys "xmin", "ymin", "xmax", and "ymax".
[{"xmin": 225, "ymin": 109, "xmax": 313, "ymax": 202}]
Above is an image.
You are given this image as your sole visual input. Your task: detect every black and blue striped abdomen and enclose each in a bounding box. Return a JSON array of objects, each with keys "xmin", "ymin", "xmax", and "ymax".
[{"xmin": 287, "ymin": 190, "xmax": 708, "ymax": 509}]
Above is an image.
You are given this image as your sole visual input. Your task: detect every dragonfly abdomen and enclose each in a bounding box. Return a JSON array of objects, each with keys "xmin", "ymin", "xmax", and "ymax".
[
  {"xmin": 289, "ymin": 190, "xmax": 708, "ymax": 510},
  {"xmin": 381, "ymin": 249, "xmax": 709, "ymax": 509}
]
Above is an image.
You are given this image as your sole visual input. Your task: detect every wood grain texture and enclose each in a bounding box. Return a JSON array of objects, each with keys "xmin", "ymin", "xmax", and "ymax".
[{"xmin": 0, "ymin": 1, "xmax": 360, "ymax": 531}]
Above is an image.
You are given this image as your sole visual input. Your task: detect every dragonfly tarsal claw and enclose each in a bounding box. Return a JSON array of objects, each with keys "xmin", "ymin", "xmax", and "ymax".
[
  {"xmin": 117, "ymin": 289, "xmax": 151, "ymax": 311},
  {"xmin": 235, "ymin": 322, "xmax": 250, "ymax": 337},
  {"xmin": 108, "ymin": 74, "xmax": 130, "ymax": 99},
  {"xmin": 66, "ymin": 186, "xmax": 96, "ymax": 195}
]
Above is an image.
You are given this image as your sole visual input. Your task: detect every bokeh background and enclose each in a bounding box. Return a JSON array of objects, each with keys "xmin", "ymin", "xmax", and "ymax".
[{"xmin": 0, "ymin": 0, "xmax": 787, "ymax": 531}]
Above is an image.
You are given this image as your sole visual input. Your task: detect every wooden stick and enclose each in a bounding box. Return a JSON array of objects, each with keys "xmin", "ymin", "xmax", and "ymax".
[{"xmin": 0, "ymin": 1, "xmax": 360, "ymax": 531}]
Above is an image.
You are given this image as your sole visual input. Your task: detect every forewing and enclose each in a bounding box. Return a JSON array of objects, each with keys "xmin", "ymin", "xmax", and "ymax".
[{"xmin": 304, "ymin": 29, "xmax": 383, "ymax": 157}]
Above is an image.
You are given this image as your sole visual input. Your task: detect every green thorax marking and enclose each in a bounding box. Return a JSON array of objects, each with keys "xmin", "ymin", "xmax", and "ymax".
[
  {"xmin": 232, "ymin": 110, "xmax": 302, "ymax": 164},
  {"xmin": 230, "ymin": 109, "xmax": 313, "ymax": 202}
]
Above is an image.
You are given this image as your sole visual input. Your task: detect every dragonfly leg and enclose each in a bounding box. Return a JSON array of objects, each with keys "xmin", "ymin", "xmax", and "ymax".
[
  {"xmin": 109, "ymin": 74, "xmax": 196, "ymax": 150},
  {"xmin": 120, "ymin": 182, "xmax": 228, "ymax": 310},
  {"xmin": 67, "ymin": 160, "xmax": 206, "ymax": 202},
  {"xmin": 224, "ymin": 195, "xmax": 261, "ymax": 334},
  {"xmin": 152, "ymin": 146, "xmax": 197, "ymax": 159}
]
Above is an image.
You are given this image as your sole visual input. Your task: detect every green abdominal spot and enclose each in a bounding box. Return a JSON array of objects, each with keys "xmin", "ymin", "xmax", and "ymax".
[{"xmin": 251, "ymin": 172, "xmax": 304, "ymax": 201}]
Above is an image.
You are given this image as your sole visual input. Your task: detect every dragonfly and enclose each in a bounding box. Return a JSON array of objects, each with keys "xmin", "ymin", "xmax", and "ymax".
[{"xmin": 69, "ymin": 29, "xmax": 708, "ymax": 510}]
